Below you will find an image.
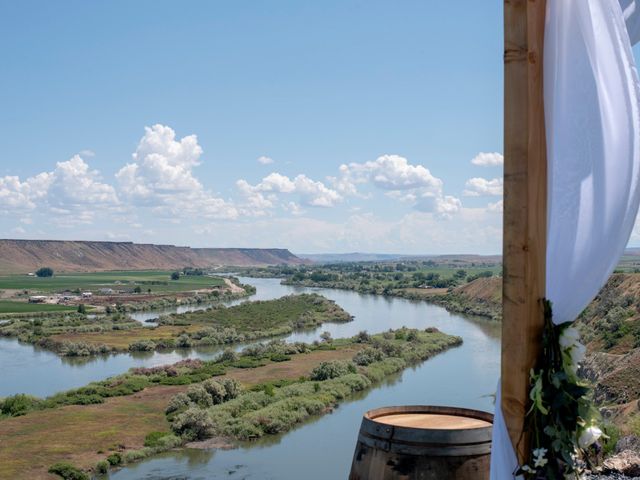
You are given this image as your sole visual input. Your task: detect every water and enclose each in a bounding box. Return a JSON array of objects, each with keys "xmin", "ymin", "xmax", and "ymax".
[
  {"xmin": 0, "ymin": 279, "xmax": 309, "ymax": 397},
  {"xmin": 0, "ymin": 278, "xmax": 501, "ymax": 479}
]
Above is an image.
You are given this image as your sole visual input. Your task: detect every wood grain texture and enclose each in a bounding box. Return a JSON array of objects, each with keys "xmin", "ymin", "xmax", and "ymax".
[
  {"xmin": 502, "ymin": 0, "xmax": 547, "ymax": 464},
  {"xmin": 349, "ymin": 406, "xmax": 493, "ymax": 479}
]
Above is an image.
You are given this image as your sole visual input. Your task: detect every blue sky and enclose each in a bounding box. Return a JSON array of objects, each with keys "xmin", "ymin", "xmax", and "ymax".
[{"xmin": 0, "ymin": 1, "xmax": 541, "ymax": 254}]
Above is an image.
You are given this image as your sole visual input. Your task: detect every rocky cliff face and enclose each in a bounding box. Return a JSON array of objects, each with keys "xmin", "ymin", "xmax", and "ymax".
[{"xmin": 0, "ymin": 239, "xmax": 307, "ymax": 273}]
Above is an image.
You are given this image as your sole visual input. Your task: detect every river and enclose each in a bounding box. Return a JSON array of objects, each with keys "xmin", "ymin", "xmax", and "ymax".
[{"xmin": 0, "ymin": 277, "xmax": 501, "ymax": 479}]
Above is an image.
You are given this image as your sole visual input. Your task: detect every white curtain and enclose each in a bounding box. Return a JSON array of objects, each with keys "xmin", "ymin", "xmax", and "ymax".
[{"xmin": 491, "ymin": 0, "xmax": 640, "ymax": 477}]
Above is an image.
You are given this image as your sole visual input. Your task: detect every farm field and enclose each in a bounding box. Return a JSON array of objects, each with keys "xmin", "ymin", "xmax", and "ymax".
[
  {"xmin": 0, "ymin": 301, "xmax": 76, "ymax": 313},
  {"xmin": 0, "ymin": 270, "xmax": 226, "ymax": 294}
]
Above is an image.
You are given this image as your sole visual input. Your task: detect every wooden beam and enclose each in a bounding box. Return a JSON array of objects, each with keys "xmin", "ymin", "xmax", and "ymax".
[{"xmin": 502, "ymin": 0, "xmax": 547, "ymax": 465}]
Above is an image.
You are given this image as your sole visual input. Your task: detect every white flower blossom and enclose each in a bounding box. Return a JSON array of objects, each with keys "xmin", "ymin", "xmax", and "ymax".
[
  {"xmin": 533, "ymin": 447, "xmax": 548, "ymax": 468},
  {"xmin": 578, "ymin": 426, "xmax": 602, "ymax": 448},
  {"xmin": 560, "ymin": 324, "xmax": 586, "ymax": 375},
  {"xmin": 559, "ymin": 325, "xmax": 581, "ymax": 349}
]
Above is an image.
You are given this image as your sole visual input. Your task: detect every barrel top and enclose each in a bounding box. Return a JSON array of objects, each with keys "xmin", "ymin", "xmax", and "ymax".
[{"xmin": 374, "ymin": 413, "xmax": 492, "ymax": 430}]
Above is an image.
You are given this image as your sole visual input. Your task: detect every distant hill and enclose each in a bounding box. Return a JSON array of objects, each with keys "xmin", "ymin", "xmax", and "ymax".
[
  {"xmin": 0, "ymin": 240, "xmax": 307, "ymax": 273},
  {"xmin": 297, "ymin": 253, "xmax": 409, "ymax": 263},
  {"xmin": 297, "ymin": 252, "xmax": 502, "ymax": 264}
]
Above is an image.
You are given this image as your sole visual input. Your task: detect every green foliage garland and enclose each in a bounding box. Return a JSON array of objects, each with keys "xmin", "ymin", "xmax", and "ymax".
[{"xmin": 518, "ymin": 301, "xmax": 602, "ymax": 479}]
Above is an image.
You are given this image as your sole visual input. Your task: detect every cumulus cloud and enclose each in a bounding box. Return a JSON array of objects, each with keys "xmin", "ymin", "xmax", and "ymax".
[
  {"xmin": 237, "ymin": 173, "xmax": 342, "ymax": 208},
  {"xmin": 415, "ymin": 194, "xmax": 462, "ymax": 218},
  {"xmin": 464, "ymin": 177, "xmax": 503, "ymax": 196},
  {"xmin": 0, "ymin": 173, "xmax": 51, "ymax": 210},
  {"xmin": 48, "ymin": 155, "xmax": 118, "ymax": 207},
  {"xmin": 257, "ymin": 155, "xmax": 274, "ymax": 165},
  {"xmin": 116, "ymin": 125, "xmax": 238, "ymax": 219},
  {"xmin": 330, "ymin": 154, "xmax": 461, "ymax": 217},
  {"xmin": 336, "ymin": 154, "xmax": 443, "ymax": 194},
  {"xmin": 471, "ymin": 152, "xmax": 503, "ymax": 167},
  {"xmin": 0, "ymin": 155, "xmax": 117, "ymax": 219}
]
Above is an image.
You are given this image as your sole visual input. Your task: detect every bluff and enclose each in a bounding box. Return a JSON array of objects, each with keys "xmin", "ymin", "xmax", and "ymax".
[{"xmin": 0, "ymin": 239, "xmax": 306, "ymax": 273}]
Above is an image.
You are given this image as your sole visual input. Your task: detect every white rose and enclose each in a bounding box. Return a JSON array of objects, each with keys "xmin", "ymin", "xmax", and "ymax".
[
  {"xmin": 578, "ymin": 426, "xmax": 602, "ymax": 448},
  {"xmin": 559, "ymin": 325, "xmax": 581, "ymax": 349}
]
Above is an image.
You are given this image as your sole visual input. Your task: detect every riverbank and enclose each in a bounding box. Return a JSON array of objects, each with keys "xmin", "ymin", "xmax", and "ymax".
[
  {"xmin": 0, "ymin": 328, "xmax": 461, "ymax": 480},
  {"xmin": 277, "ymin": 275, "xmax": 503, "ymax": 321},
  {"xmin": 0, "ymin": 293, "xmax": 351, "ymax": 357}
]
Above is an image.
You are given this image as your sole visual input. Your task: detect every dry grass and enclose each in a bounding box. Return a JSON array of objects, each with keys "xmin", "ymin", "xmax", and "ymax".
[
  {"xmin": 0, "ymin": 346, "xmax": 362, "ymax": 479},
  {"xmin": 398, "ymin": 287, "xmax": 448, "ymax": 297}
]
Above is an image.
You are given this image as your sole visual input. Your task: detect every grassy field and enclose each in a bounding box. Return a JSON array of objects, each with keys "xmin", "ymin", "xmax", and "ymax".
[
  {"xmin": 0, "ymin": 301, "xmax": 76, "ymax": 313},
  {"xmin": 0, "ymin": 270, "xmax": 226, "ymax": 294}
]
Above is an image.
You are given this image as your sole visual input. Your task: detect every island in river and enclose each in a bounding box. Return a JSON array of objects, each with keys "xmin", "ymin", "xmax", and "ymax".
[{"xmin": 0, "ymin": 324, "xmax": 461, "ymax": 480}]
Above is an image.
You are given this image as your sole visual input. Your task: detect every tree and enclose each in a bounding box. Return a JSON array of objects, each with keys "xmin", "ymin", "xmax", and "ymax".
[
  {"xmin": 170, "ymin": 271, "xmax": 180, "ymax": 280},
  {"xmin": 133, "ymin": 286, "xmax": 142, "ymax": 293},
  {"xmin": 77, "ymin": 304, "xmax": 87, "ymax": 314},
  {"xmin": 35, "ymin": 267, "xmax": 53, "ymax": 278}
]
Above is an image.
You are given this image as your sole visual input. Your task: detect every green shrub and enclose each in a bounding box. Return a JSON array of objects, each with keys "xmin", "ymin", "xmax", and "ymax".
[
  {"xmin": 186, "ymin": 385, "xmax": 214, "ymax": 408},
  {"xmin": 202, "ymin": 379, "xmax": 227, "ymax": 404},
  {"xmin": 171, "ymin": 407, "xmax": 214, "ymax": 440},
  {"xmin": 310, "ymin": 360, "xmax": 355, "ymax": 381},
  {"xmin": 270, "ymin": 353, "xmax": 291, "ymax": 362},
  {"xmin": 232, "ymin": 357, "xmax": 266, "ymax": 369},
  {"xmin": 48, "ymin": 462, "xmax": 89, "ymax": 480},
  {"xmin": 143, "ymin": 431, "xmax": 171, "ymax": 448},
  {"xmin": 353, "ymin": 347, "xmax": 386, "ymax": 366},
  {"xmin": 0, "ymin": 393, "xmax": 41, "ymax": 416},
  {"xmin": 219, "ymin": 348, "xmax": 238, "ymax": 362},
  {"xmin": 106, "ymin": 452, "xmax": 122, "ymax": 466},
  {"xmin": 128, "ymin": 340, "xmax": 156, "ymax": 352},
  {"xmin": 355, "ymin": 330, "xmax": 371, "ymax": 343},
  {"xmin": 166, "ymin": 392, "xmax": 192, "ymax": 414},
  {"xmin": 220, "ymin": 378, "xmax": 241, "ymax": 399},
  {"xmin": 95, "ymin": 460, "xmax": 109, "ymax": 474}
]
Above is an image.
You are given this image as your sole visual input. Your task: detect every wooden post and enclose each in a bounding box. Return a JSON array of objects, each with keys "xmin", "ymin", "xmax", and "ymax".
[{"xmin": 502, "ymin": 0, "xmax": 547, "ymax": 465}]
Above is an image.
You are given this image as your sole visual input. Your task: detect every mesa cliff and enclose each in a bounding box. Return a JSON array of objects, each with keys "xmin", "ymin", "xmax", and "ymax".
[{"xmin": 0, "ymin": 239, "xmax": 307, "ymax": 273}]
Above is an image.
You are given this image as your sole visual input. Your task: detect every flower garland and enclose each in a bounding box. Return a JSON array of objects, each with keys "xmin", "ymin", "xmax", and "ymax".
[{"xmin": 517, "ymin": 301, "xmax": 603, "ymax": 479}]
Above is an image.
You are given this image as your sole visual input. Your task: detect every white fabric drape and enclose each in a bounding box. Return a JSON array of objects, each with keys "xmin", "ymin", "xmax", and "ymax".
[{"xmin": 490, "ymin": 0, "xmax": 640, "ymax": 477}]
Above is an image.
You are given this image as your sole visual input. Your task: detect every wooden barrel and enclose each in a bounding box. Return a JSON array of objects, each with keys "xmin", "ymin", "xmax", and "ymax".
[{"xmin": 349, "ymin": 405, "xmax": 493, "ymax": 480}]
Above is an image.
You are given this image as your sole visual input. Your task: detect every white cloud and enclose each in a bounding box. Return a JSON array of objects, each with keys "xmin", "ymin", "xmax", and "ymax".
[
  {"xmin": 0, "ymin": 155, "xmax": 117, "ymax": 219},
  {"xmin": 117, "ymin": 124, "xmax": 203, "ymax": 200},
  {"xmin": 0, "ymin": 173, "xmax": 51, "ymax": 210},
  {"xmin": 471, "ymin": 152, "xmax": 503, "ymax": 167},
  {"xmin": 48, "ymin": 155, "xmax": 118, "ymax": 207},
  {"xmin": 487, "ymin": 200, "xmax": 504, "ymax": 213},
  {"xmin": 464, "ymin": 177, "xmax": 503, "ymax": 196},
  {"xmin": 338, "ymin": 154, "xmax": 443, "ymax": 193},
  {"xmin": 333, "ymin": 154, "xmax": 461, "ymax": 217},
  {"xmin": 285, "ymin": 202, "xmax": 305, "ymax": 216},
  {"xmin": 293, "ymin": 175, "xmax": 342, "ymax": 207},
  {"xmin": 189, "ymin": 207, "xmax": 501, "ymax": 254},
  {"xmin": 416, "ymin": 194, "xmax": 462, "ymax": 218},
  {"xmin": 116, "ymin": 125, "xmax": 238, "ymax": 220},
  {"xmin": 257, "ymin": 155, "xmax": 274, "ymax": 165},
  {"xmin": 237, "ymin": 173, "xmax": 342, "ymax": 208}
]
